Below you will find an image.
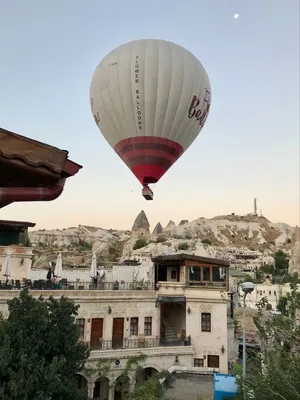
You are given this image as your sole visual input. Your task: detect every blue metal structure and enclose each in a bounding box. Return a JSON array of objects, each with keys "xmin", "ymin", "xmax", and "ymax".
[{"xmin": 214, "ymin": 373, "xmax": 237, "ymax": 399}]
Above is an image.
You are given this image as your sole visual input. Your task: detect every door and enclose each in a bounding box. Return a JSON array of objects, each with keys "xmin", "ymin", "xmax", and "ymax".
[
  {"xmin": 207, "ymin": 355, "xmax": 220, "ymax": 368},
  {"xmin": 91, "ymin": 318, "xmax": 103, "ymax": 348},
  {"xmin": 112, "ymin": 318, "xmax": 124, "ymax": 349}
]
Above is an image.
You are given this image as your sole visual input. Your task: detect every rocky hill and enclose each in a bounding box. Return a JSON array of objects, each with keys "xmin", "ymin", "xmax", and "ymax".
[{"xmin": 29, "ymin": 212, "xmax": 298, "ymax": 271}]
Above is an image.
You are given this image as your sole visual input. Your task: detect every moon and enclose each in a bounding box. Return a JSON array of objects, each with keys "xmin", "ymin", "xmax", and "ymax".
[{"xmin": 234, "ymin": 13, "xmax": 239, "ymax": 19}]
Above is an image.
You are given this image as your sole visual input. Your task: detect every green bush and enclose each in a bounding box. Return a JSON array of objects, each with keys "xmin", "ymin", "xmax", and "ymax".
[
  {"xmin": 156, "ymin": 235, "xmax": 167, "ymax": 243},
  {"xmin": 77, "ymin": 239, "xmax": 92, "ymax": 251},
  {"xmin": 133, "ymin": 238, "xmax": 148, "ymax": 250},
  {"xmin": 274, "ymin": 249, "xmax": 290, "ymax": 275},
  {"xmin": 178, "ymin": 242, "xmax": 189, "ymax": 250},
  {"xmin": 202, "ymin": 239, "xmax": 212, "ymax": 245}
]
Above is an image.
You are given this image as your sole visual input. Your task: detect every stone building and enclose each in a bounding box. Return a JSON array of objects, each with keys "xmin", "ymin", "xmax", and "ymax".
[
  {"xmin": 0, "ymin": 219, "xmax": 35, "ymax": 284},
  {"xmin": 0, "ymin": 253, "xmax": 230, "ymax": 400}
]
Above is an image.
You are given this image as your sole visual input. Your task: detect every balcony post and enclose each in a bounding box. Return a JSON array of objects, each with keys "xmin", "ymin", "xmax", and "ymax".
[
  {"xmin": 129, "ymin": 374, "xmax": 136, "ymax": 392},
  {"xmin": 87, "ymin": 381, "xmax": 95, "ymax": 399},
  {"xmin": 108, "ymin": 379, "xmax": 115, "ymax": 400}
]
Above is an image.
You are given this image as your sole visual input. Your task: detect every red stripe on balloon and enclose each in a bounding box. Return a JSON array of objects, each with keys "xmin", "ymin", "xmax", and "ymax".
[
  {"xmin": 121, "ymin": 149, "xmax": 177, "ymax": 164},
  {"xmin": 114, "ymin": 136, "xmax": 184, "ymax": 185}
]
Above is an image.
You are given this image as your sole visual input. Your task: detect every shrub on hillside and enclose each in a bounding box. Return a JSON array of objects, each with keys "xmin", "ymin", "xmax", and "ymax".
[
  {"xmin": 133, "ymin": 238, "xmax": 148, "ymax": 250},
  {"xmin": 178, "ymin": 242, "xmax": 189, "ymax": 251},
  {"xmin": 156, "ymin": 235, "xmax": 167, "ymax": 243},
  {"xmin": 202, "ymin": 239, "xmax": 212, "ymax": 245}
]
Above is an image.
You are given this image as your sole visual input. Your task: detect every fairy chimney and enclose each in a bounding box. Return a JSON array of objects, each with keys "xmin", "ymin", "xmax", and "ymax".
[
  {"xmin": 152, "ymin": 222, "xmax": 163, "ymax": 235},
  {"xmin": 131, "ymin": 210, "xmax": 150, "ymax": 237}
]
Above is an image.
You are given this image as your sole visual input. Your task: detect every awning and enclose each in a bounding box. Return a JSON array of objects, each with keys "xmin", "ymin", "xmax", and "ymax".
[{"xmin": 157, "ymin": 296, "xmax": 186, "ymax": 304}]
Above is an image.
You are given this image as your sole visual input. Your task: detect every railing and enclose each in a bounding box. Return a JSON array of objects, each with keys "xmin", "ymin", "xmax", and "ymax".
[
  {"xmin": 156, "ymin": 281, "xmax": 186, "ymax": 294},
  {"xmin": 0, "ymin": 280, "xmax": 155, "ymax": 291},
  {"xmin": 187, "ymin": 281, "xmax": 227, "ymax": 288},
  {"xmin": 90, "ymin": 336, "xmax": 192, "ymax": 350}
]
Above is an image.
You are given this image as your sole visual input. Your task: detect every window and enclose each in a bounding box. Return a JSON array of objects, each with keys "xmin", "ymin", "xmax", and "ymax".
[
  {"xmin": 194, "ymin": 358, "xmax": 204, "ymax": 367},
  {"xmin": 269, "ymin": 291, "xmax": 271, "ymax": 295},
  {"xmin": 76, "ymin": 318, "xmax": 85, "ymax": 338},
  {"xmin": 130, "ymin": 317, "xmax": 139, "ymax": 336},
  {"xmin": 274, "ymin": 291, "xmax": 276, "ymax": 295},
  {"xmin": 201, "ymin": 313, "xmax": 211, "ymax": 332},
  {"xmin": 207, "ymin": 355, "xmax": 219, "ymax": 368},
  {"xmin": 171, "ymin": 270, "xmax": 177, "ymax": 280},
  {"xmin": 203, "ymin": 267, "xmax": 210, "ymax": 281},
  {"xmin": 189, "ymin": 266, "xmax": 201, "ymax": 281},
  {"xmin": 188, "ymin": 265, "xmax": 227, "ymax": 287},
  {"xmin": 212, "ymin": 266, "xmax": 226, "ymax": 281},
  {"xmin": 144, "ymin": 317, "xmax": 152, "ymax": 336}
]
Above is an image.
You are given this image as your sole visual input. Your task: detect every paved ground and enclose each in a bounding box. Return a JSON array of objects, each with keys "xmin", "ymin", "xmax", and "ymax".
[{"xmin": 163, "ymin": 374, "xmax": 214, "ymax": 400}]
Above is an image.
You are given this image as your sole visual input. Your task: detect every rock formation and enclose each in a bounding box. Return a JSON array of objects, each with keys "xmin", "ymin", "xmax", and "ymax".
[
  {"xmin": 131, "ymin": 210, "xmax": 150, "ymax": 237},
  {"xmin": 179, "ymin": 220, "xmax": 189, "ymax": 225},
  {"xmin": 152, "ymin": 222, "xmax": 163, "ymax": 235},
  {"xmin": 289, "ymin": 226, "xmax": 300, "ymax": 275},
  {"xmin": 29, "ymin": 214, "xmax": 296, "ymax": 268},
  {"xmin": 164, "ymin": 220, "xmax": 176, "ymax": 231}
]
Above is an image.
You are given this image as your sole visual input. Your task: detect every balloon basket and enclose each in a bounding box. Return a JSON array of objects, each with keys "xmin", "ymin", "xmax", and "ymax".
[{"xmin": 142, "ymin": 186, "xmax": 154, "ymax": 200}]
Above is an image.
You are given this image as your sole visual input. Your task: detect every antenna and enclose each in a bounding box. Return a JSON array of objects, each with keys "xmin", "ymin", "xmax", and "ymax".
[{"xmin": 254, "ymin": 198, "xmax": 257, "ymax": 216}]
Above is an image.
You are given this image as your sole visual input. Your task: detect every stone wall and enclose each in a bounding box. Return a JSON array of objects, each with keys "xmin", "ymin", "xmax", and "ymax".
[{"xmin": 0, "ymin": 245, "xmax": 33, "ymax": 282}]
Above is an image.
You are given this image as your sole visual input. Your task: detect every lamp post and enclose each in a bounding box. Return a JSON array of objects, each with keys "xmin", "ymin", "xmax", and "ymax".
[{"xmin": 241, "ymin": 282, "xmax": 255, "ymax": 384}]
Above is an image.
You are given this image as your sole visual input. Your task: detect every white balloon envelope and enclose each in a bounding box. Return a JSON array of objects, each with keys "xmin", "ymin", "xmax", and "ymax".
[{"xmin": 90, "ymin": 39, "xmax": 211, "ymax": 200}]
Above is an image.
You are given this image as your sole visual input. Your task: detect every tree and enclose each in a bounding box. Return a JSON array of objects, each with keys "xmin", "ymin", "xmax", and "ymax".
[
  {"xmin": 178, "ymin": 242, "xmax": 189, "ymax": 250},
  {"xmin": 234, "ymin": 286, "xmax": 300, "ymax": 399},
  {"xmin": 274, "ymin": 250, "xmax": 290, "ymax": 275},
  {"xmin": 124, "ymin": 377, "xmax": 160, "ymax": 400},
  {"xmin": 133, "ymin": 238, "xmax": 147, "ymax": 250},
  {"xmin": 243, "ymin": 274, "xmax": 254, "ymax": 283},
  {"xmin": 0, "ymin": 289, "xmax": 90, "ymax": 400},
  {"xmin": 261, "ymin": 264, "xmax": 276, "ymax": 275}
]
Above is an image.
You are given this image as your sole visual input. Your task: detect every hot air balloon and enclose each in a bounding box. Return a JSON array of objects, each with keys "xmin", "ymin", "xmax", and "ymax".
[{"xmin": 90, "ymin": 39, "xmax": 211, "ymax": 200}]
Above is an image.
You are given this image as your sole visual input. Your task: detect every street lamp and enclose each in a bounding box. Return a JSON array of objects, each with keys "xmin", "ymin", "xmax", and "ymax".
[{"xmin": 241, "ymin": 281, "xmax": 255, "ymax": 382}]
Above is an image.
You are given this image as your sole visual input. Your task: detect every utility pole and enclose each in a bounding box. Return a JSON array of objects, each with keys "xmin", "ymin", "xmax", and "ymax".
[{"xmin": 254, "ymin": 198, "xmax": 257, "ymax": 216}]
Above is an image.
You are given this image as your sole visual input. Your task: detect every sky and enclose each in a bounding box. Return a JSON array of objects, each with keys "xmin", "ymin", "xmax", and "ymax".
[{"xmin": 0, "ymin": 0, "xmax": 299, "ymax": 231}]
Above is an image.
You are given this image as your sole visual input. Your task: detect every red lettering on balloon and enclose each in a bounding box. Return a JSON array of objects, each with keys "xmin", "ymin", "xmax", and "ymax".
[{"xmin": 187, "ymin": 89, "xmax": 211, "ymax": 126}]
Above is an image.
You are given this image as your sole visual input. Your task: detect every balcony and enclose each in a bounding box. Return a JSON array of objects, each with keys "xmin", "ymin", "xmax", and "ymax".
[
  {"xmin": 0, "ymin": 279, "xmax": 155, "ymax": 291},
  {"xmin": 156, "ymin": 281, "xmax": 185, "ymax": 296},
  {"xmin": 90, "ymin": 336, "xmax": 192, "ymax": 351},
  {"xmin": 88, "ymin": 337, "xmax": 194, "ymax": 363}
]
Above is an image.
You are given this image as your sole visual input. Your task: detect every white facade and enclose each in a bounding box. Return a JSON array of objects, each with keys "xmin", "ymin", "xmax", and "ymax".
[
  {"xmin": 0, "ymin": 245, "xmax": 33, "ymax": 282},
  {"xmin": 0, "ymin": 254, "xmax": 229, "ymax": 400},
  {"xmin": 238, "ymin": 282, "xmax": 292, "ymax": 310}
]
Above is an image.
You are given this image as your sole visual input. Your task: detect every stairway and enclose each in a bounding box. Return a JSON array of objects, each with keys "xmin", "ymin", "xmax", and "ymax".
[{"xmin": 161, "ymin": 316, "xmax": 179, "ymax": 345}]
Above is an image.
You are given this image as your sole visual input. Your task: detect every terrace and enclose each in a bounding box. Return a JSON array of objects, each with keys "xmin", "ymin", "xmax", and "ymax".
[{"xmin": 0, "ymin": 279, "xmax": 155, "ymax": 291}]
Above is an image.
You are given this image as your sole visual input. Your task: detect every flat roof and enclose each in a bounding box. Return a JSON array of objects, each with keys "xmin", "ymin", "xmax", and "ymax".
[
  {"xmin": 0, "ymin": 219, "xmax": 36, "ymax": 229},
  {"xmin": 214, "ymin": 373, "xmax": 237, "ymax": 394},
  {"xmin": 152, "ymin": 253, "xmax": 230, "ymax": 267}
]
